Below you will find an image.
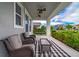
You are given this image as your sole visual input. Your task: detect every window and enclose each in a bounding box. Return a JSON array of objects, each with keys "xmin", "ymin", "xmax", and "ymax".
[
  {"xmin": 25, "ymin": 15, "xmax": 29, "ymax": 32},
  {"xmin": 16, "ymin": 3, "xmax": 21, "ymax": 15},
  {"xmin": 16, "ymin": 14, "xmax": 21, "ymax": 25},
  {"xmin": 14, "ymin": 3, "xmax": 23, "ymax": 28},
  {"xmin": 25, "ymin": 24, "xmax": 28, "ymax": 32}
]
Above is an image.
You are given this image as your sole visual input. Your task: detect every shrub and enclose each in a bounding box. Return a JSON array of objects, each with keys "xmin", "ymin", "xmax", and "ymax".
[
  {"xmin": 66, "ymin": 24, "xmax": 73, "ymax": 30},
  {"xmin": 51, "ymin": 30, "xmax": 79, "ymax": 51},
  {"xmin": 33, "ymin": 25, "xmax": 46, "ymax": 35}
]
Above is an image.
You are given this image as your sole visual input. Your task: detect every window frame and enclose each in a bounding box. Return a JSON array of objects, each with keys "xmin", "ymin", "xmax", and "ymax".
[{"xmin": 14, "ymin": 2, "xmax": 24, "ymax": 28}]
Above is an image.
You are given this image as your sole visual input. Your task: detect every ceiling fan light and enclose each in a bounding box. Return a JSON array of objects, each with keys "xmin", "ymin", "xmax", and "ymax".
[{"xmin": 38, "ymin": 14, "xmax": 41, "ymax": 17}]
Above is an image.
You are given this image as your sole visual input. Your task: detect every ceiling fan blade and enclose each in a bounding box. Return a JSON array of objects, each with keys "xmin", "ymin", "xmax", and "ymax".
[{"xmin": 43, "ymin": 8, "xmax": 46, "ymax": 11}]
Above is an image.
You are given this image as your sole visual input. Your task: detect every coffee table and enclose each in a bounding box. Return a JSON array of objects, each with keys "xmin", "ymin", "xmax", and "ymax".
[{"xmin": 40, "ymin": 38, "xmax": 51, "ymax": 54}]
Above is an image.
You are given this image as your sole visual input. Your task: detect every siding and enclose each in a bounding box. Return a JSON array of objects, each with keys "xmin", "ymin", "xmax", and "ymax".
[{"xmin": 0, "ymin": 2, "xmax": 24, "ymax": 40}]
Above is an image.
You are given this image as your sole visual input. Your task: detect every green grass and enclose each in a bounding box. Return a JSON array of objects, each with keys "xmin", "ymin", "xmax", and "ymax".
[
  {"xmin": 51, "ymin": 30, "xmax": 79, "ymax": 51},
  {"xmin": 33, "ymin": 28, "xmax": 46, "ymax": 35}
]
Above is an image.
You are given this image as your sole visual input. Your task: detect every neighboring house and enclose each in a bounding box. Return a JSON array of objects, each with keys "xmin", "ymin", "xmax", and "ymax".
[
  {"xmin": 73, "ymin": 24, "xmax": 79, "ymax": 30},
  {"xmin": 75, "ymin": 24, "xmax": 79, "ymax": 28}
]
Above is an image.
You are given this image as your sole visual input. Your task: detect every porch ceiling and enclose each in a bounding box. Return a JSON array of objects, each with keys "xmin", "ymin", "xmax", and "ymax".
[{"xmin": 22, "ymin": 2, "xmax": 60, "ymax": 20}]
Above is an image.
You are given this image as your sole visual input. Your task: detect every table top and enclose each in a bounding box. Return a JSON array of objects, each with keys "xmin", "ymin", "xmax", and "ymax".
[{"xmin": 40, "ymin": 38, "xmax": 50, "ymax": 45}]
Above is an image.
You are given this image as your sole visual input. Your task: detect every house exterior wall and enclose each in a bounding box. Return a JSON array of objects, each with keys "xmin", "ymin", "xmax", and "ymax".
[
  {"xmin": 0, "ymin": 2, "xmax": 32, "ymax": 56},
  {"xmin": 0, "ymin": 2, "xmax": 24, "ymax": 40},
  {"xmin": 0, "ymin": 2, "xmax": 32, "ymax": 40}
]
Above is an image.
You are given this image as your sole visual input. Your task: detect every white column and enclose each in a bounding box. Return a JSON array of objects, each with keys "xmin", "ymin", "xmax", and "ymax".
[
  {"xmin": 46, "ymin": 18, "xmax": 50, "ymax": 36},
  {"xmin": 31, "ymin": 21, "xmax": 33, "ymax": 34}
]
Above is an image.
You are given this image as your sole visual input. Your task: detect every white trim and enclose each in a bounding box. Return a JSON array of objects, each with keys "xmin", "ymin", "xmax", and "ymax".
[
  {"xmin": 48, "ymin": 2, "xmax": 71, "ymax": 19},
  {"xmin": 14, "ymin": 2, "xmax": 24, "ymax": 28},
  {"xmin": 25, "ymin": 8, "xmax": 32, "ymax": 20}
]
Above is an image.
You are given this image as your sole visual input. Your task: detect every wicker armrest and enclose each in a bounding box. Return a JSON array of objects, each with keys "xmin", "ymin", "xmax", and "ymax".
[{"xmin": 29, "ymin": 35, "xmax": 36, "ymax": 39}]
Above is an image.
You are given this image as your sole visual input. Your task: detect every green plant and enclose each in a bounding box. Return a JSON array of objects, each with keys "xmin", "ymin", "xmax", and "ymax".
[
  {"xmin": 51, "ymin": 30, "xmax": 79, "ymax": 51},
  {"xmin": 66, "ymin": 24, "xmax": 73, "ymax": 30},
  {"xmin": 33, "ymin": 25, "xmax": 46, "ymax": 35}
]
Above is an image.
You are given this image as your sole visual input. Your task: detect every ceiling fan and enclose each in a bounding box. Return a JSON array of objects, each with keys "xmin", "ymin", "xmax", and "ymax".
[
  {"xmin": 37, "ymin": 8, "xmax": 46, "ymax": 14},
  {"xmin": 37, "ymin": 8, "xmax": 46, "ymax": 18}
]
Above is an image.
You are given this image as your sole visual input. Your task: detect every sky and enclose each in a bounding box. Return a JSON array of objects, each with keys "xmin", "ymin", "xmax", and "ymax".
[{"xmin": 50, "ymin": 2, "xmax": 79, "ymax": 25}]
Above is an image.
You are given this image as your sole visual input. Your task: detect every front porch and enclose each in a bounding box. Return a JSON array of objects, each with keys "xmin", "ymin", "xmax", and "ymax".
[{"xmin": 0, "ymin": 2, "xmax": 79, "ymax": 57}]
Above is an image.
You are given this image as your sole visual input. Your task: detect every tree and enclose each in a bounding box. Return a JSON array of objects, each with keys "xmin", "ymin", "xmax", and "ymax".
[
  {"xmin": 57, "ymin": 25, "xmax": 64, "ymax": 30},
  {"xmin": 51, "ymin": 26, "xmax": 55, "ymax": 31},
  {"xmin": 66, "ymin": 24, "xmax": 73, "ymax": 30}
]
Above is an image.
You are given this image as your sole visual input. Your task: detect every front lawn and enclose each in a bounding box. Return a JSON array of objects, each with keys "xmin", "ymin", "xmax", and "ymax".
[{"xmin": 51, "ymin": 30, "xmax": 79, "ymax": 51}]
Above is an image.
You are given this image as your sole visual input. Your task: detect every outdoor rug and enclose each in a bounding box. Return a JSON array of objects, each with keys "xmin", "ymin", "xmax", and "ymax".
[{"xmin": 35, "ymin": 39, "xmax": 71, "ymax": 57}]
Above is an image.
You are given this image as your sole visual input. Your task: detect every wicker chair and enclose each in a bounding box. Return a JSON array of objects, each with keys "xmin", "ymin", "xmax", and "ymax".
[{"xmin": 3, "ymin": 34, "xmax": 34, "ymax": 57}]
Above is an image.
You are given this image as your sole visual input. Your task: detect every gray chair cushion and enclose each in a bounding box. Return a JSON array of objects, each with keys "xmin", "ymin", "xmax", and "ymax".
[{"xmin": 8, "ymin": 34, "xmax": 22, "ymax": 49}]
